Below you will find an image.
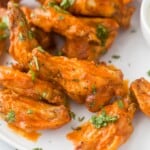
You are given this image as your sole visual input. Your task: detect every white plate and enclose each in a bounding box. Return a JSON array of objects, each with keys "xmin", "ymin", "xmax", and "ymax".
[{"xmin": 1, "ymin": 0, "xmax": 150, "ymax": 150}]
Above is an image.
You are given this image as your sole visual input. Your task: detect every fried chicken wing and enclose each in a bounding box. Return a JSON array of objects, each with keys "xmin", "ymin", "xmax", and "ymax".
[
  {"xmin": 45, "ymin": 0, "xmax": 135, "ymax": 28},
  {"xmin": 0, "ymin": 66, "xmax": 66, "ymax": 105},
  {"xmin": 28, "ymin": 48, "xmax": 126, "ymax": 112},
  {"xmin": 130, "ymin": 78, "xmax": 150, "ymax": 117},
  {"xmin": 8, "ymin": 2, "xmax": 38, "ymax": 66},
  {"xmin": 67, "ymin": 97, "xmax": 136, "ymax": 150},
  {"xmin": 62, "ymin": 18, "xmax": 119, "ymax": 60},
  {"xmin": 28, "ymin": 3, "xmax": 99, "ymax": 44},
  {"xmin": 0, "ymin": 90, "xmax": 71, "ymax": 131}
]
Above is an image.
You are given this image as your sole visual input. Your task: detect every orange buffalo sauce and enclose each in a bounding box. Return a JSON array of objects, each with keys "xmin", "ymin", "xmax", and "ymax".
[{"xmin": 8, "ymin": 124, "xmax": 41, "ymax": 141}]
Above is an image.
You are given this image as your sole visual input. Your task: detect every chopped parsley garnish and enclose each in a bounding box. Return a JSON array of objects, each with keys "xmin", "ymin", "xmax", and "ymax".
[
  {"xmin": 29, "ymin": 70, "xmax": 36, "ymax": 81},
  {"xmin": 28, "ymin": 30, "xmax": 34, "ymax": 40},
  {"xmin": 60, "ymin": 0, "xmax": 75, "ymax": 9},
  {"xmin": 33, "ymin": 56, "xmax": 40, "ymax": 71},
  {"xmin": 117, "ymin": 100, "xmax": 124, "ymax": 109},
  {"xmin": 6, "ymin": 110, "xmax": 16, "ymax": 123},
  {"xmin": 0, "ymin": 34, "xmax": 9, "ymax": 40},
  {"xmin": 27, "ymin": 109, "xmax": 33, "ymax": 114},
  {"xmin": 147, "ymin": 70, "xmax": 150, "ymax": 76},
  {"xmin": 19, "ymin": 21, "xmax": 25, "ymax": 27},
  {"xmin": 78, "ymin": 116, "xmax": 85, "ymax": 122},
  {"xmin": 37, "ymin": 46, "xmax": 45, "ymax": 53},
  {"xmin": 18, "ymin": 32, "xmax": 25, "ymax": 41},
  {"xmin": 112, "ymin": 55, "xmax": 120, "ymax": 59},
  {"xmin": 69, "ymin": 111, "xmax": 76, "ymax": 120},
  {"xmin": 91, "ymin": 84, "xmax": 97, "ymax": 95},
  {"xmin": 0, "ymin": 22, "xmax": 7, "ymax": 30},
  {"xmin": 96, "ymin": 24, "xmax": 109, "ymax": 46},
  {"xmin": 48, "ymin": 2, "xmax": 69, "ymax": 14},
  {"xmin": 90, "ymin": 110, "xmax": 118, "ymax": 128},
  {"xmin": 32, "ymin": 148, "xmax": 43, "ymax": 150}
]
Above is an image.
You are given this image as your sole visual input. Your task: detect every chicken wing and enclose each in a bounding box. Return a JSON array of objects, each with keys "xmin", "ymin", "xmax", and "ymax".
[
  {"xmin": 44, "ymin": 0, "xmax": 135, "ymax": 28},
  {"xmin": 0, "ymin": 66, "xmax": 66, "ymax": 105},
  {"xmin": 0, "ymin": 89, "xmax": 71, "ymax": 131},
  {"xmin": 28, "ymin": 2, "xmax": 99, "ymax": 44},
  {"xmin": 67, "ymin": 97, "xmax": 136, "ymax": 150},
  {"xmin": 62, "ymin": 18, "xmax": 119, "ymax": 60},
  {"xmin": 130, "ymin": 78, "xmax": 150, "ymax": 117},
  {"xmin": 8, "ymin": 2, "xmax": 38, "ymax": 66},
  {"xmin": 29, "ymin": 48, "xmax": 127, "ymax": 112}
]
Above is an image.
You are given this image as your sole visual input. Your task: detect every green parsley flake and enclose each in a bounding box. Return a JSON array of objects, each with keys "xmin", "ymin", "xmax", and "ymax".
[
  {"xmin": 117, "ymin": 100, "xmax": 124, "ymax": 109},
  {"xmin": 96, "ymin": 24, "xmax": 109, "ymax": 46},
  {"xmin": 32, "ymin": 148, "xmax": 43, "ymax": 150},
  {"xmin": 6, "ymin": 110, "xmax": 16, "ymax": 123},
  {"xmin": 29, "ymin": 70, "xmax": 36, "ymax": 81},
  {"xmin": 37, "ymin": 46, "xmax": 45, "ymax": 53},
  {"xmin": 48, "ymin": 2, "xmax": 69, "ymax": 14},
  {"xmin": 0, "ymin": 22, "xmax": 7, "ymax": 30},
  {"xmin": 112, "ymin": 55, "xmax": 120, "ymax": 59},
  {"xmin": 78, "ymin": 116, "xmax": 85, "ymax": 122},
  {"xmin": 28, "ymin": 30, "xmax": 34, "ymax": 40},
  {"xmin": 19, "ymin": 21, "xmax": 25, "ymax": 27},
  {"xmin": 0, "ymin": 34, "xmax": 9, "ymax": 40},
  {"xmin": 92, "ymin": 84, "xmax": 97, "ymax": 95},
  {"xmin": 147, "ymin": 70, "xmax": 150, "ymax": 76},
  {"xmin": 60, "ymin": 0, "xmax": 75, "ymax": 9},
  {"xmin": 18, "ymin": 32, "xmax": 25, "ymax": 41},
  {"xmin": 27, "ymin": 109, "xmax": 33, "ymax": 114},
  {"xmin": 90, "ymin": 110, "xmax": 118, "ymax": 128},
  {"xmin": 69, "ymin": 111, "xmax": 76, "ymax": 120},
  {"xmin": 33, "ymin": 56, "xmax": 40, "ymax": 71}
]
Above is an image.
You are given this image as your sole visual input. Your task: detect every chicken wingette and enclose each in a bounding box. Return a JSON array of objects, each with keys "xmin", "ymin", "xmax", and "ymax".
[
  {"xmin": 8, "ymin": 2, "xmax": 38, "ymax": 66},
  {"xmin": 0, "ymin": 89, "xmax": 71, "ymax": 131},
  {"xmin": 44, "ymin": 0, "xmax": 134, "ymax": 28},
  {"xmin": 62, "ymin": 18, "xmax": 119, "ymax": 60},
  {"xmin": 28, "ymin": 4, "xmax": 120, "ymax": 60},
  {"xmin": 67, "ymin": 97, "xmax": 136, "ymax": 150},
  {"xmin": 29, "ymin": 48, "xmax": 127, "ymax": 112},
  {"xmin": 0, "ymin": 66, "xmax": 66, "ymax": 105},
  {"xmin": 130, "ymin": 78, "xmax": 150, "ymax": 117},
  {"xmin": 28, "ymin": 2, "xmax": 100, "ymax": 43}
]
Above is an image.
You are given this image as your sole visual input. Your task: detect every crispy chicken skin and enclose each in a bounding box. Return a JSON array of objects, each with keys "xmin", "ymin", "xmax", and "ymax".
[
  {"xmin": 8, "ymin": 2, "xmax": 38, "ymax": 66},
  {"xmin": 67, "ymin": 97, "xmax": 136, "ymax": 150},
  {"xmin": 45, "ymin": 0, "xmax": 134, "ymax": 28},
  {"xmin": 21, "ymin": 6, "xmax": 54, "ymax": 50},
  {"xmin": 0, "ymin": 66, "xmax": 66, "ymax": 105},
  {"xmin": 0, "ymin": 90, "xmax": 71, "ymax": 131},
  {"xmin": 29, "ymin": 48, "xmax": 126, "ymax": 112},
  {"xmin": 130, "ymin": 78, "xmax": 150, "ymax": 117},
  {"xmin": 62, "ymin": 18, "xmax": 119, "ymax": 60}
]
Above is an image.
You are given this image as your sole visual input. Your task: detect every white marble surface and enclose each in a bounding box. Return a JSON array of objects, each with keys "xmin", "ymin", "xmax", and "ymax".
[{"xmin": 0, "ymin": 140, "xmax": 14, "ymax": 150}]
